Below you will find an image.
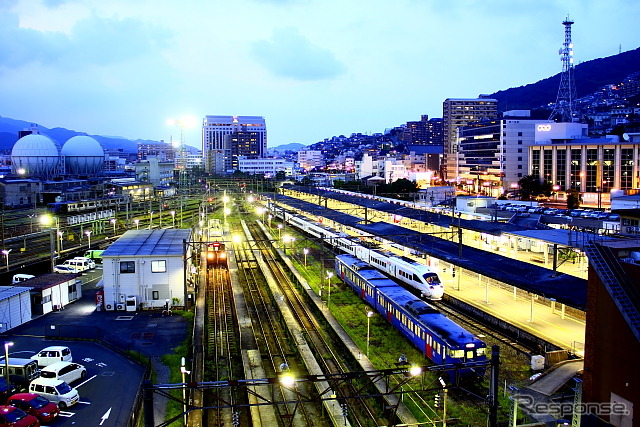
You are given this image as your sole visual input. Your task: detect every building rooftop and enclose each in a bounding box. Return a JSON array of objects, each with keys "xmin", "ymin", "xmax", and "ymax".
[{"xmin": 102, "ymin": 229, "xmax": 192, "ymax": 257}]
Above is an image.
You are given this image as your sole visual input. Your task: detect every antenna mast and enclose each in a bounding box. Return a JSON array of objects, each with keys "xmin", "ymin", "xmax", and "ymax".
[{"xmin": 549, "ymin": 16, "xmax": 578, "ymax": 122}]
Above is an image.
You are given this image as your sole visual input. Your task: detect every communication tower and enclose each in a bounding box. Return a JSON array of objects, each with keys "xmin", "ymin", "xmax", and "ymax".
[{"xmin": 549, "ymin": 16, "xmax": 579, "ymax": 122}]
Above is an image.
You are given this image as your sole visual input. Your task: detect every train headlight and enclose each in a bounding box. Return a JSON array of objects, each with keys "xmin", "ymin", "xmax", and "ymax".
[{"xmin": 465, "ymin": 343, "xmax": 475, "ymax": 348}]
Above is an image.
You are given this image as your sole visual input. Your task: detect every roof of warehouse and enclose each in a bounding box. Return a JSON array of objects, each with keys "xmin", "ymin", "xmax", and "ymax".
[
  {"xmin": 101, "ymin": 229, "xmax": 192, "ymax": 257},
  {"xmin": 0, "ymin": 286, "xmax": 31, "ymax": 300},
  {"xmin": 272, "ymin": 189, "xmax": 588, "ymax": 310}
]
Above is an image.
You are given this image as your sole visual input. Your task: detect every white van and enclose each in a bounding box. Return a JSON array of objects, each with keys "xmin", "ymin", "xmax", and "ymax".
[
  {"xmin": 40, "ymin": 361, "xmax": 86, "ymax": 385},
  {"xmin": 12, "ymin": 274, "xmax": 35, "ymax": 284},
  {"xmin": 30, "ymin": 346, "xmax": 72, "ymax": 368},
  {"xmin": 29, "ymin": 377, "xmax": 79, "ymax": 409},
  {"xmin": 60, "ymin": 258, "xmax": 93, "ymax": 272},
  {"xmin": 71, "ymin": 257, "xmax": 96, "ymax": 270}
]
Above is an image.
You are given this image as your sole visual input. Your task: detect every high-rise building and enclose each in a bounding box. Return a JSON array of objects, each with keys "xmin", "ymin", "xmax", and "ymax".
[
  {"xmin": 400, "ymin": 115, "xmax": 443, "ymax": 146},
  {"xmin": 443, "ymin": 97, "xmax": 498, "ymax": 181},
  {"xmin": 202, "ymin": 116, "xmax": 267, "ymax": 174}
]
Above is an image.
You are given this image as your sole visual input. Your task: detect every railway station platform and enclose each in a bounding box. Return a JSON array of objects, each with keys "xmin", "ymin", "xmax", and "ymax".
[{"xmin": 444, "ymin": 277, "xmax": 586, "ymax": 357}]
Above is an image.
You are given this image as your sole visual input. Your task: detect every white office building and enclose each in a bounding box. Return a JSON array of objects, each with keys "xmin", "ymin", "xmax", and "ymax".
[
  {"xmin": 237, "ymin": 157, "xmax": 296, "ymax": 177},
  {"xmin": 297, "ymin": 150, "xmax": 324, "ymax": 171}
]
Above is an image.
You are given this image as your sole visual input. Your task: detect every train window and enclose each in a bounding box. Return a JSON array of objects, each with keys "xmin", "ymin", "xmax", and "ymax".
[
  {"xmin": 151, "ymin": 260, "xmax": 167, "ymax": 273},
  {"xmin": 423, "ymin": 273, "xmax": 441, "ymax": 284},
  {"xmin": 452, "ymin": 350, "xmax": 464, "ymax": 358},
  {"xmin": 466, "ymin": 351, "xmax": 474, "ymax": 359},
  {"xmin": 477, "ymin": 348, "xmax": 486, "ymax": 356}
]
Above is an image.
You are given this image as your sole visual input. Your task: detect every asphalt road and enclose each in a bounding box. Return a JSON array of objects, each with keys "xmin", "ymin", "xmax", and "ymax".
[{"xmin": 1, "ymin": 265, "xmax": 188, "ymax": 426}]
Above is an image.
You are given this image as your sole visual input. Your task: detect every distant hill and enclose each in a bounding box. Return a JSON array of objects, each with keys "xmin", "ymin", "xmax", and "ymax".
[
  {"xmin": 268, "ymin": 142, "xmax": 307, "ymax": 152},
  {"xmin": 489, "ymin": 46, "xmax": 640, "ymax": 111},
  {"xmin": 0, "ymin": 116, "xmax": 152, "ymax": 154}
]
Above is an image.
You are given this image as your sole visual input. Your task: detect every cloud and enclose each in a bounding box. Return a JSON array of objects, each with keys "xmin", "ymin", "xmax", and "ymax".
[
  {"xmin": 0, "ymin": 10, "xmax": 172, "ymax": 71},
  {"xmin": 251, "ymin": 27, "xmax": 346, "ymax": 80}
]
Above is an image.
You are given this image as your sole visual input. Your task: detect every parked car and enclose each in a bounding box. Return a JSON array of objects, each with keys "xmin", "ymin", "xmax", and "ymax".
[
  {"xmin": 52, "ymin": 265, "xmax": 76, "ymax": 274},
  {"xmin": 0, "ymin": 378, "xmax": 16, "ymax": 402},
  {"xmin": 6, "ymin": 393, "xmax": 59, "ymax": 423},
  {"xmin": 30, "ymin": 347, "xmax": 72, "ymax": 368},
  {"xmin": 0, "ymin": 405, "xmax": 39, "ymax": 427},
  {"xmin": 40, "ymin": 362, "xmax": 86, "ymax": 385},
  {"xmin": 28, "ymin": 378, "xmax": 78, "ymax": 409}
]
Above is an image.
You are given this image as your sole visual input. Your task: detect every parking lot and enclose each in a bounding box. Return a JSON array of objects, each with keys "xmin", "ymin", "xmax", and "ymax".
[{"xmin": 1, "ymin": 266, "xmax": 188, "ymax": 426}]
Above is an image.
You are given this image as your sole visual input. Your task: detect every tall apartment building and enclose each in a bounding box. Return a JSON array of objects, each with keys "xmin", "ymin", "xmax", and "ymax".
[
  {"xmin": 400, "ymin": 115, "xmax": 444, "ymax": 146},
  {"xmin": 202, "ymin": 116, "xmax": 267, "ymax": 174},
  {"xmin": 443, "ymin": 97, "xmax": 498, "ymax": 181}
]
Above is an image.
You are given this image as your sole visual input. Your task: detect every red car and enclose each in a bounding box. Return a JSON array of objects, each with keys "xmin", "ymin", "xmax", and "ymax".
[
  {"xmin": 6, "ymin": 393, "xmax": 59, "ymax": 423},
  {"xmin": 0, "ymin": 405, "xmax": 39, "ymax": 427}
]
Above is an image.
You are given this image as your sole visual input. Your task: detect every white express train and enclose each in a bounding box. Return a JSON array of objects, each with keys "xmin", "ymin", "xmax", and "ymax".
[{"xmin": 268, "ymin": 203, "xmax": 444, "ymax": 300}]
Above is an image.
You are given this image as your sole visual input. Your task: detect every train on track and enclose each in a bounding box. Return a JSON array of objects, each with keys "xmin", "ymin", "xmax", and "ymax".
[
  {"xmin": 206, "ymin": 242, "xmax": 227, "ymax": 265},
  {"xmin": 268, "ymin": 203, "xmax": 444, "ymax": 300},
  {"xmin": 336, "ymin": 254, "xmax": 486, "ymax": 381},
  {"xmin": 46, "ymin": 196, "xmax": 128, "ymax": 214}
]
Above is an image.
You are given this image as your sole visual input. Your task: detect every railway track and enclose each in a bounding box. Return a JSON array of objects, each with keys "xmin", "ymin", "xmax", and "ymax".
[
  {"xmin": 232, "ymin": 234, "xmax": 307, "ymax": 425},
  {"xmin": 204, "ymin": 264, "xmax": 241, "ymax": 425},
  {"xmin": 248, "ymin": 222, "xmax": 380, "ymax": 427}
]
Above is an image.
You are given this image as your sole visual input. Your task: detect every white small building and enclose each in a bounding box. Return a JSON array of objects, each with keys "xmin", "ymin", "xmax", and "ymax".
[
  {"xmin": 3, "ymin": 273, "xmax": 82, "ymax": 317},
  {"xmin": 101, "ymin": 229, "xmax": 192, "ymax": 311},
  {"xmin": 0, "ymin": 286, "xmax": 32, "ymax": 333}
]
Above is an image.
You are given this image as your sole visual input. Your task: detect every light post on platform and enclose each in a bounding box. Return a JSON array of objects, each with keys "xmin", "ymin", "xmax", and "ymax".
[
  {"xmin": 326, "ymin": 271, "xmax": 333, "ymax": 307},
  {"xmin": 366, "ymin": 310, "xmax": 374, "ymax": 357},
  {"xmin": 303, "ymin": 248, "xmax": 309, "ymax": 267},
  {"xmin": 134, "ymin": 219, "xmax": 140, "ymax": 230},
  {"xmin": 85, "ymin": 230, "xmax": 92, "ymax": 249},
  {"xmin": 110, "ymin": 218, "xmax": 117, "ymax": 235},
  {"xmin": 170, "ymin": 210, "xmax": 176, "ymax": 228}
]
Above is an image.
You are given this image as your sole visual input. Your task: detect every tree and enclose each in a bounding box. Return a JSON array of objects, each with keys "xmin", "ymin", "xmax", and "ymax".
[
  {"xmin": 566, "ymin": 189, "xmax": 582, "ymax": 210},
  {"xmin": 518, "ymin": 175, "xmax": 552, "ymax": 200},
  {"xmin": 275, "ymin": 171, "xmax": 286, "ymax": 180}
]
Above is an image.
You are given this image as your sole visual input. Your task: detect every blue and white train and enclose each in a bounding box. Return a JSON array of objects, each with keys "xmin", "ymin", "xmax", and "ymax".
[
  {"xmin": 269, "ymin": 204, "xmax": 445, "ymax": 300},
  {"xmin": 336, "ymin": 254, "xmax": 486, "ymax": 381}
]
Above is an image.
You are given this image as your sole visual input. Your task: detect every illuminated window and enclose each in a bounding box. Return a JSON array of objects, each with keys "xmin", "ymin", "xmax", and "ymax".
[{"xmin": 151, "ymin": 260, "xmax": 167, "ymax": 273}]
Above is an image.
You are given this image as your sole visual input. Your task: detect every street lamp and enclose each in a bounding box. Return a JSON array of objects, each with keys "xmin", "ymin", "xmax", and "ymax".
[
  {"xmin": 303, "ymin": 248, "xmax": 309, "ymax": 267},
  {"xmin": 326, "ymin": 271, "xmax": 333, "ymax": 307},
  {"xmin": 4, "ymin": 342, "xmax": 13, "ymax": 389},
  {"xmin": 277, "ymin": 224, "xmax": 283, "ymax": 240},
  {"xmin": 1, "ymin": 249, "xmax": 11, "ymax": 271},
  {"xmin": 553, "ymin": 185, "xmax": 560, "ymax": 203},
  {"xmin": 134, "ymin": 218, "xmax": 140, "ymax": 230},
  {"xmin": 110, "ymin": 218, "xmax": 117, "ymax": 235},
  {"xmin": 40, "ymin": 214, "xmax": 59, "ymax": 272},
  {"xmin": 85, "ymin": 230, "xmax": 92, "ymax": 249},
  {"xmin": 180, "ymin": 357, "xmax": 191, "ymax": 425},
  {"xmin": 170, "ymin": 210, "xmax": 176, "ymax": 228},
  {"xmin": 366, "ymin": 310, "xmax": 374, "ymax": 357}
]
